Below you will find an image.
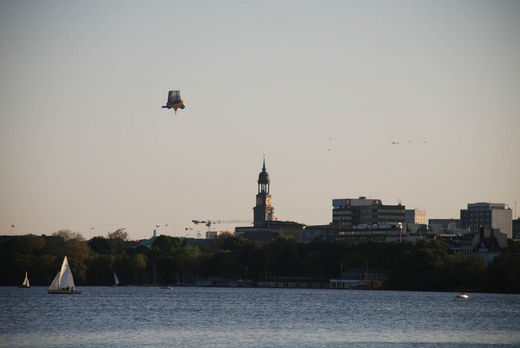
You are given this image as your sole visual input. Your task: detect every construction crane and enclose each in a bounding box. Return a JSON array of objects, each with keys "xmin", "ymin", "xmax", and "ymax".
[{"xmin": 192, "ymin": 219, "xmax": 252, "ymax": 232}]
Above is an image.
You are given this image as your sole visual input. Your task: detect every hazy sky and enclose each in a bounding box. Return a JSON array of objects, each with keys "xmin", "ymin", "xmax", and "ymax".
[{"xmin": 1, "ymin": 0, "xmax": 519, "ymax": 240}]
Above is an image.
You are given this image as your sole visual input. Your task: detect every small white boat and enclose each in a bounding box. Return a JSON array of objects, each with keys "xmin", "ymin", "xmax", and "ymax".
[
  {"xmin": 48, "ymin": 256, "xmax": 81, "ymax": 294},
  {"xmin": 113, "ymin": 273, "xmax": 120, "ymax": 287},
  {"xmin": 19, "ymin": 272, "xmax": 30, "ymax": 288},
  {"xmin": 457, "ymin": 293, "xmax": 469, "ymax": 299}
]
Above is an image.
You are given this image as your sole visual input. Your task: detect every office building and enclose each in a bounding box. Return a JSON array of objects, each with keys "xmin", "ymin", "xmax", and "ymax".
[
  {"xmin": 460, "ymin": 202, "xmax": 512, "ymax": 239},
  {"xmin": 405, "ymin": 209, "xmax": 427, "ymax": 224},
  {"xmin": 332, "ymin": 197, "xmax": 405, "ymax": 226}
]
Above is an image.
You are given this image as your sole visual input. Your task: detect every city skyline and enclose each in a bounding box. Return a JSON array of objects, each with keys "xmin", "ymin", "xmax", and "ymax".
[{"xmin": 1, "ymin": 1, "xmax": 519, "ymax": 239}]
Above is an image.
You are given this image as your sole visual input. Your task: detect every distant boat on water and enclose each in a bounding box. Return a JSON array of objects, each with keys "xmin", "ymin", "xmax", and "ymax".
[
  {"xmin": 19, "ymin": 272, "xmax": 30, "ymax": 288},
  {"xmin": 113, "ymin": 273, "xmax": 120, "ymax": 287},
  {"xmin": 457, "ymin": 293, "xmax": 469, "ymax": 299},
  {"xmin": 48, "ymin": 256, "xmax": 81, "ymax": 294}
]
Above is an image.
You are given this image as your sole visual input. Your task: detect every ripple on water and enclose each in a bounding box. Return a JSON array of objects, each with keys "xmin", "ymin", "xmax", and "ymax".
[{"xmin": 1, "ymin": 287, "xmax": 519, "ymax": 347}]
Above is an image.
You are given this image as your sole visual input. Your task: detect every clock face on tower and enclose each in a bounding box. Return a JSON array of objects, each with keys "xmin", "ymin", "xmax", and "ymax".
[
  {"xmin": 266, "ymin": 197, "xmax": 271, "ymax": 205},
  {"xmin": 256, "ymin": 197, "xmax": 263, "ymax": 205}
]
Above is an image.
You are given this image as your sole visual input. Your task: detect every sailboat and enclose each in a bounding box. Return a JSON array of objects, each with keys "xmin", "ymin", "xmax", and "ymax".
[
  {"xmin": 48, "ymin": 256, "xmax": 81, "ymax": 294},
  {"xmin": 113, "ymin": 273, "xmax": 120, "ymax": 287},
  {"xmin": 19, "ymin": 272, "xmax": 30, "ymax": 288}
]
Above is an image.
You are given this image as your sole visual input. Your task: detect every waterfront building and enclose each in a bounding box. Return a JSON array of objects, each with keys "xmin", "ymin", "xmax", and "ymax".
[
  {"xmin": 301, "ymin": 224, "xmax": 339, "ymax": 243},
  {"xmin": 338, "ymin": 224, "xmax": 403, "ymax": 243},
  {"xmin": 460, "ymin": 202, "xmax": 513, "ymax": 239},
  {"xmin": 405, "ymin": 209, "xmax": 426, "ymax": 224},
  {"xmin": 258, "ymin": 277, "xmax": 329, "ymax": 289},
  {"xmin": 330, "ymin": 268, "xmax": 389, "ymax": 290},
  {"xmin": 303, "ymin": 223, "xmax": 405, "ymax": 244},
  {"xmin": 332, "ymin": 197, "xmax": 405, "ymax": 226},
  {"xmin": 303, "ymin": 197, "xmax": 406, "ymax": 243}
]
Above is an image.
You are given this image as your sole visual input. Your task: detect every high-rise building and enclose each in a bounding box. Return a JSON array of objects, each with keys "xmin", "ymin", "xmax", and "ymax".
[
  {"xmin": 460, "ymin": 202, "xmax": 512, "ymax": 239},
  {"xmin": 405, "ymin": 209, "xmax": 427, "ymax": 224},
  {"xmin": 332, "ymin": 197, "xmax": 405, "ymax": 226}
]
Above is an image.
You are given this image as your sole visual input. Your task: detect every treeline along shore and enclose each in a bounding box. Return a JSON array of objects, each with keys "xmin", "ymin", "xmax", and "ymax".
[{"xmin": 1, "ymin": 230, "xmax": 519, "ymax": 293}]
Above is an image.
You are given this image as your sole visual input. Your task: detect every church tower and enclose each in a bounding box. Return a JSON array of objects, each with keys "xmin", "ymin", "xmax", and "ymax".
[{"xmin": 253, "ymin": 157, "xmax": 274, "ymax": 226}]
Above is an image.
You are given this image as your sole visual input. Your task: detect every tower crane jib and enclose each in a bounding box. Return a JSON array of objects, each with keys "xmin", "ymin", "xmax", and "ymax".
[{"xmin": 191, "ymin": 219, "xmax": 252, "ymax": 231}]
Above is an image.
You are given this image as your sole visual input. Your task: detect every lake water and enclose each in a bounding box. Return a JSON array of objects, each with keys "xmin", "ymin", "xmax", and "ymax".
[{"xmin": 1, "ymin": 286, "xmax": 519, "ymax": 347}]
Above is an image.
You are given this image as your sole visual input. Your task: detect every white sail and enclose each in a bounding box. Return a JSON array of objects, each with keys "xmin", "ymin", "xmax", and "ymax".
[
  {"xmin": 22, "ymin": 272, "xmax": 30, "ymax": 287},
  {"xmin": 114, "ymin": 273, "xmax": 119, "ymax": 285},
  {"xmin": 114, "ymin": 273, "xmax": 120, "ymax": 286},
  {"xmin": 48, "ymin": 256, "xmax": 76, "ymax": 290},
  {"xmin": 49, "ymin": 271, "xmax": 60, "ymax": 290},
  {"xmin": 59, "ymin": 256, "xmax": 75, "ymax": 289}
]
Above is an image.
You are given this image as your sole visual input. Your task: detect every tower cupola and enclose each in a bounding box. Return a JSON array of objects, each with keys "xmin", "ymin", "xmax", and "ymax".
[{"xmin": 258, "ymin": 157, "xmax": 270, "ymax": 193}]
